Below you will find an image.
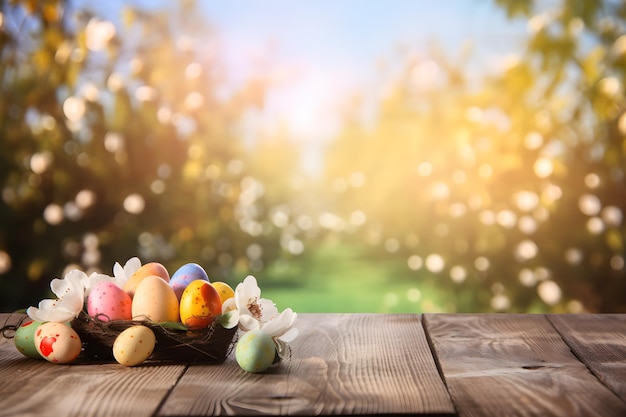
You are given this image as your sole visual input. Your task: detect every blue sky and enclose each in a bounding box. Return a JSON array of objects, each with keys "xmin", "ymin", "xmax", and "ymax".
[
  {"xmin": 86, "ymin": 0, "xmax": 531, "ymax": 172},
  {"xmin": 198, "ymin": 1, "xmax": 529, "ymax": 171}
]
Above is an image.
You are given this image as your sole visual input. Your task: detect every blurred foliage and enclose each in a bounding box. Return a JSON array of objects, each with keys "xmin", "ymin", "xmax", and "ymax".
[
  {"xmin": 0, "ymin": 0, "xmax": 625, "ymax": 313},
  {"xmin": 0, "ymin": 0, "xmax": 297, "ymax": 310},
  {"xmin": 323, "ymin": 0, "xmax": 626, "ymax": 312}
]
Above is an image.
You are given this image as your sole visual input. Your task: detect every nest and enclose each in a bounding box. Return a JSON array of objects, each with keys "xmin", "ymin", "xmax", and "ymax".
[{"xmin": 71, "ymin": 312, "xmax": 237, "ymax": 364}]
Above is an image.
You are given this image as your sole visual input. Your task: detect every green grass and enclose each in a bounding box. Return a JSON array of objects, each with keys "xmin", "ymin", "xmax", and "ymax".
[{"xmin": 259, "ymin": 241, "xmax": 449, "ymax": 313}]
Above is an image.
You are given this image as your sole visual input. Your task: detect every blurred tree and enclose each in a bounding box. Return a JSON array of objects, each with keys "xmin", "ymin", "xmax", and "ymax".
[
  {"xmin": 322, "ymin": 0, "xmax": 626, "ymax": 313},
  {"xmin": 0, "ymin": 0, "xmax": 289, "ymax": 311}
]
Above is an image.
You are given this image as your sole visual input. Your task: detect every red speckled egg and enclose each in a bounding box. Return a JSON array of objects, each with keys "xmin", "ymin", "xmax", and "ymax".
[{"xmin": 34, "ymin": 322, "xmax": 82, "ymax": 364}]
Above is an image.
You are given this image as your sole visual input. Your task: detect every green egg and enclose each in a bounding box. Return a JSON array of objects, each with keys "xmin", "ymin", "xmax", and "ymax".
[
  {"xmin": 14, "ymin": 320, "xmax": 44, "ymax": 359},
  {"xmin": 235, "ymin": 329, "xmax": 276, "ymax": 373}
]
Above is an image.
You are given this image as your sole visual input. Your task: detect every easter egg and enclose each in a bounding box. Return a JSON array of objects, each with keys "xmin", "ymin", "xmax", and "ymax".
[
  {"xmin": 87, "ymin": 281, "xmax": 132, "ymax": 322},
  {"xmin": 211, "ymin": 281, "xmax": 235, "ymax": 304},
  {"xmin": 179, "ymin": 280, "xmax": 222, "ymax": 329},
  {"xmin": 112, "ymin": 325, "xmax": 156, "ymax": 366},
  {"xmin": 132, "ymin": 275, "xmax": 180, "ymax": 322},
  {"xmin": 236, "ymin": 329, "xmax": 276, "ymax": 373},
  {"xmin": 34, "ymin": 322, "xmax": 82, "ymax": 364},
  {"xmin": 124, "ymin": 262, "xmax": 170, "ymax": 298},
  {"xmin": 14, "ymin": 320, "xmax": 44, "ymax": 359},
  {"xmin": 169, "ymin": 263, "xmax": 209, "ymax": 300}
]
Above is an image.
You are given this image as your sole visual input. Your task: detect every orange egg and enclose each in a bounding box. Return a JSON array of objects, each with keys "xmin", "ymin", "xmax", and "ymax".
[
  {"xmin": 179, "ymin": 280, "xmax": 222, "ymax": 330},
  {"xmin": 124, "ymin": 262, "xmax": 170, "ymax": 298}
]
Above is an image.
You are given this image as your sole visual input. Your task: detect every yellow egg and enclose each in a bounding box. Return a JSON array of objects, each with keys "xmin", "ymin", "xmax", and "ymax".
[
  {"xmin": 179, "ymin": 280, "xmax": 222, "ymax": 330},
  {"xmin": 132, "ymin": 275, "xmax": 180, "ymax": 322},
  {"xmin": 211, "ymin": 281, "xmax": 235, "ymax": 304},
  {"xmin": 113, "ymin": 325, "xmax": 156, "ymax": 366},
  {"xmin": 124, "ymin": 262, "xmax": 170, "ymax": 298}
]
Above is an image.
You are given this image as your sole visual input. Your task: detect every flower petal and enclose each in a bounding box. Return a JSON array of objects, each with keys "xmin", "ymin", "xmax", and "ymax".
[
  {"xmin": 262, "ymin": 308, "xmax": 296, "ymax": 338},
  {"xmin": 222, "ymin": 298, "xmax": 236, "ymax": 314},
  {"xmin": 124, "ymin": 257, "xmax": 141, "ymax": 276},
  {"xmin": 113, "ymin": 262, "xmax": 124, "ymax": 280},
  {"xmin": 84, "ymin": 272, "xmax": 112, "ymax": 297},
  {"xmin": 27, "ymin": 304, "xmax": 76, "ymax": 323},
  {"xmin": 235, "ymin": 275, "xmax": 260, "ymax": 309},
  {"xmin": 238, "ymin": 314, "xmax": 260, "ymax": 332},
  {"xmin": 258, "ymin": 298, "xmax": 278, "ymax": 322},
  {"xmin": 278, "ymin": 327, "xmax": 299, "ymax": 343},
  {"xmin": 217, "ymin": 311, "xmax": 239, "ymax": 329}
]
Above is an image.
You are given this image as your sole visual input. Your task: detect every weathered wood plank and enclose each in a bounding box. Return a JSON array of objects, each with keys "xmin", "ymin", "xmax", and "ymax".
[
  {"xmin": 548, "ymin": 314, "xmax": 626, "ymax": 402},
  {"xmin": 0, "ymin": 313, "xmax": 186, "ymax": 417},
  {"xmin": 424, "ymin": 314, "xmax": 626, "ymax": 417},
  {"xmin": 158, "ymin": 313, "xmax": 455, "ymax": 416}
]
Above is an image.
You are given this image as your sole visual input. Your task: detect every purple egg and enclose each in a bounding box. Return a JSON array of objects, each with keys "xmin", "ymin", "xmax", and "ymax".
[{"xmin": 169, "ymin": 263, "xmax": 209, "ymax": 300}]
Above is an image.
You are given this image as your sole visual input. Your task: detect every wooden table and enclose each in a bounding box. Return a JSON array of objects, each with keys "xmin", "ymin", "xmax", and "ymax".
[{"xmin": 1, "ymin": 313, "xmax": 625, "ymax": 416}]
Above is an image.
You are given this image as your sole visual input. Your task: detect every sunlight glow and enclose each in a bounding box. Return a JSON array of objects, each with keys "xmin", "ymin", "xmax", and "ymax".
[
  {"xmin": 86, "ymin": 18, "xmax": 116, "ymax": 51},
  {"xmin": 518, "ymin": 215, "xmax": 537, "ymax": 234},
  {"xmin": 44, "ymin": 204, "xmax": 64, "ymax": 225},
  {"xmin": 565, "ymin": 248, "xmax": 583, "ymax": 265},
  {"xmin": 475, "ymin": 257, "xmax": 490, "ymax": 271},
  {"xmin": 586, "ymin": 217, "xmax": 604, "ymax": 234},
  {"xmin": 533, "ymin": 157, "xmax": 553, "ymax": 178},
  {"xmin": 185, "ymin": 62, "xmax": 203, "ymax": 79},
  {"xmin": 496, "ymin": 210, "xmax": 517, "ymax": 229},
  {"xmin": 611, "ymin": 256, "xmax": 625, "ymax": 270},
  {"xmin": 601, "ymin": 206, "xmax": 622, "ymax": 227},
  {"xmin": 515, "ymin": 240, "xmax": 538, "ymax": 261},
  {"xmin": 491, "ymin": 294, "xmax": 510, "ymax": 311},
  {"xmin": 63, "ymin": 96, "xmax": 86, "ymax": 122},
  {"xmin": 407, "ymin": 255, "xmax": 423, "ymax": 271},
  {"xmin": 450, "ymin": 265, "xmax": 466, "ymax": 283},
  {"xmin": 30, "ymin": 152, "xmax": 53, "ymax": 174},
  {"xmin": 0, "ymin": 250, "xmax": 10, "ymax": 274},
  {"xmin": 518, "ymin": 268, "xmax": 536, "ymax": 287},
  {"xmin": 425, "ymin": 254, "xmax": 445, "ymax": 273},
  {"xmin": 417, "ymin": 162, "xmax": 433, "ymax": 176},
  {"xmin": 406, "ymin": 288, "xmax": 422, "ymax": 302},
  {"xmin": 524, "ymin": 132, "xmax": 544, "ymax": 149},
  {"xmin": 123, "ymin": 193, "xmax": 145, "ymax": 214},
  {"xmin": 578, "ymin": 194, "xmax": 601, "ymax": 216},
  {"xmin": 538, "ymin": 280, "xmax": 561, "ymax": 305},
  {"xmin": 514, "ymin": 191, "xmax": 539, "ymax": 212}
]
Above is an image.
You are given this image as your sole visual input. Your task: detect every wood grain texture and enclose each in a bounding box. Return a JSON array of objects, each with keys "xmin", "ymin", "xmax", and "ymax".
[
  {"xmin": 548, "ymin": 314, "xmax": 626, "ymax": 402},
  {"xmin": 0, "ymin": 313, "xmax": 186, "ymax": 417},
  {"xmin": 158, "ymin": 313, "xmax": 455, "ymax": 416},
  {"xmin": 423, "ymin": 314, "xmax": 626, "ymax": 417}
]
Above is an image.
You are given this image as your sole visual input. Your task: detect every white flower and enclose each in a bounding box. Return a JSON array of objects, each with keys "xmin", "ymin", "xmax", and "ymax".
[
  {"xmin": 112, "ymin": 256, "xmax": 141, "ymax": 288},
  {"xmin": 80, "ymin": 271, "xmax": 115, "ymax": 298},
  {"xmin": 222, "ymin": 275, "xmax": 278, "ymax": 330},
  {"xmin": 27, "ymin": 269, "xmax": 87, "ymax": 322},
  {"xmin": 221, "ymin": 275, "xmax": 297, "ymax": 343}
]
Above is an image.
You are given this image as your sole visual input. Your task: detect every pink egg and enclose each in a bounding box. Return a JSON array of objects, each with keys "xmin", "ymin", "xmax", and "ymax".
[
  {"xmin": 34, "ymin": 322, "xmax": 82, "ymax": 364},
  {"xmin": 88, "ymin": 281, "xmax": 132, "ymax": 322}
]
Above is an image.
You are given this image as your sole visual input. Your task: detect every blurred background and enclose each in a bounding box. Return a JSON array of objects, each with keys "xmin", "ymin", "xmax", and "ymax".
[{"xmin": 1, "ymin": 0, "xmax": 625, "ymax": 314}]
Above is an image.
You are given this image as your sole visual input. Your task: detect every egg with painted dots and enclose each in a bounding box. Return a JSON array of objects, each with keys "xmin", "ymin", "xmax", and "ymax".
[
  {"xmin": 169, "ymin": 263, "xmax": 209, "ymax": 301},
  {"xmin": 34, "ymin": 322, "xmax": 82, "ymax": 364},
  {"xmin": 179, "ymin": 280, "xmax": 222, "ymax": 330},
  {"xmin": 112, "ymin": 325, "xmax": 156, "ymax": 366},
  {"xmin": 87, "ymin": 281, "xmax": 132, "ymax": 321},
  {"xmin": 14, "ymin": 319, "xmax": 44, "ymax": 359},
  {"xmin": 235, "ymin": 329, "xmax": 277, "ymax": 373}
]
